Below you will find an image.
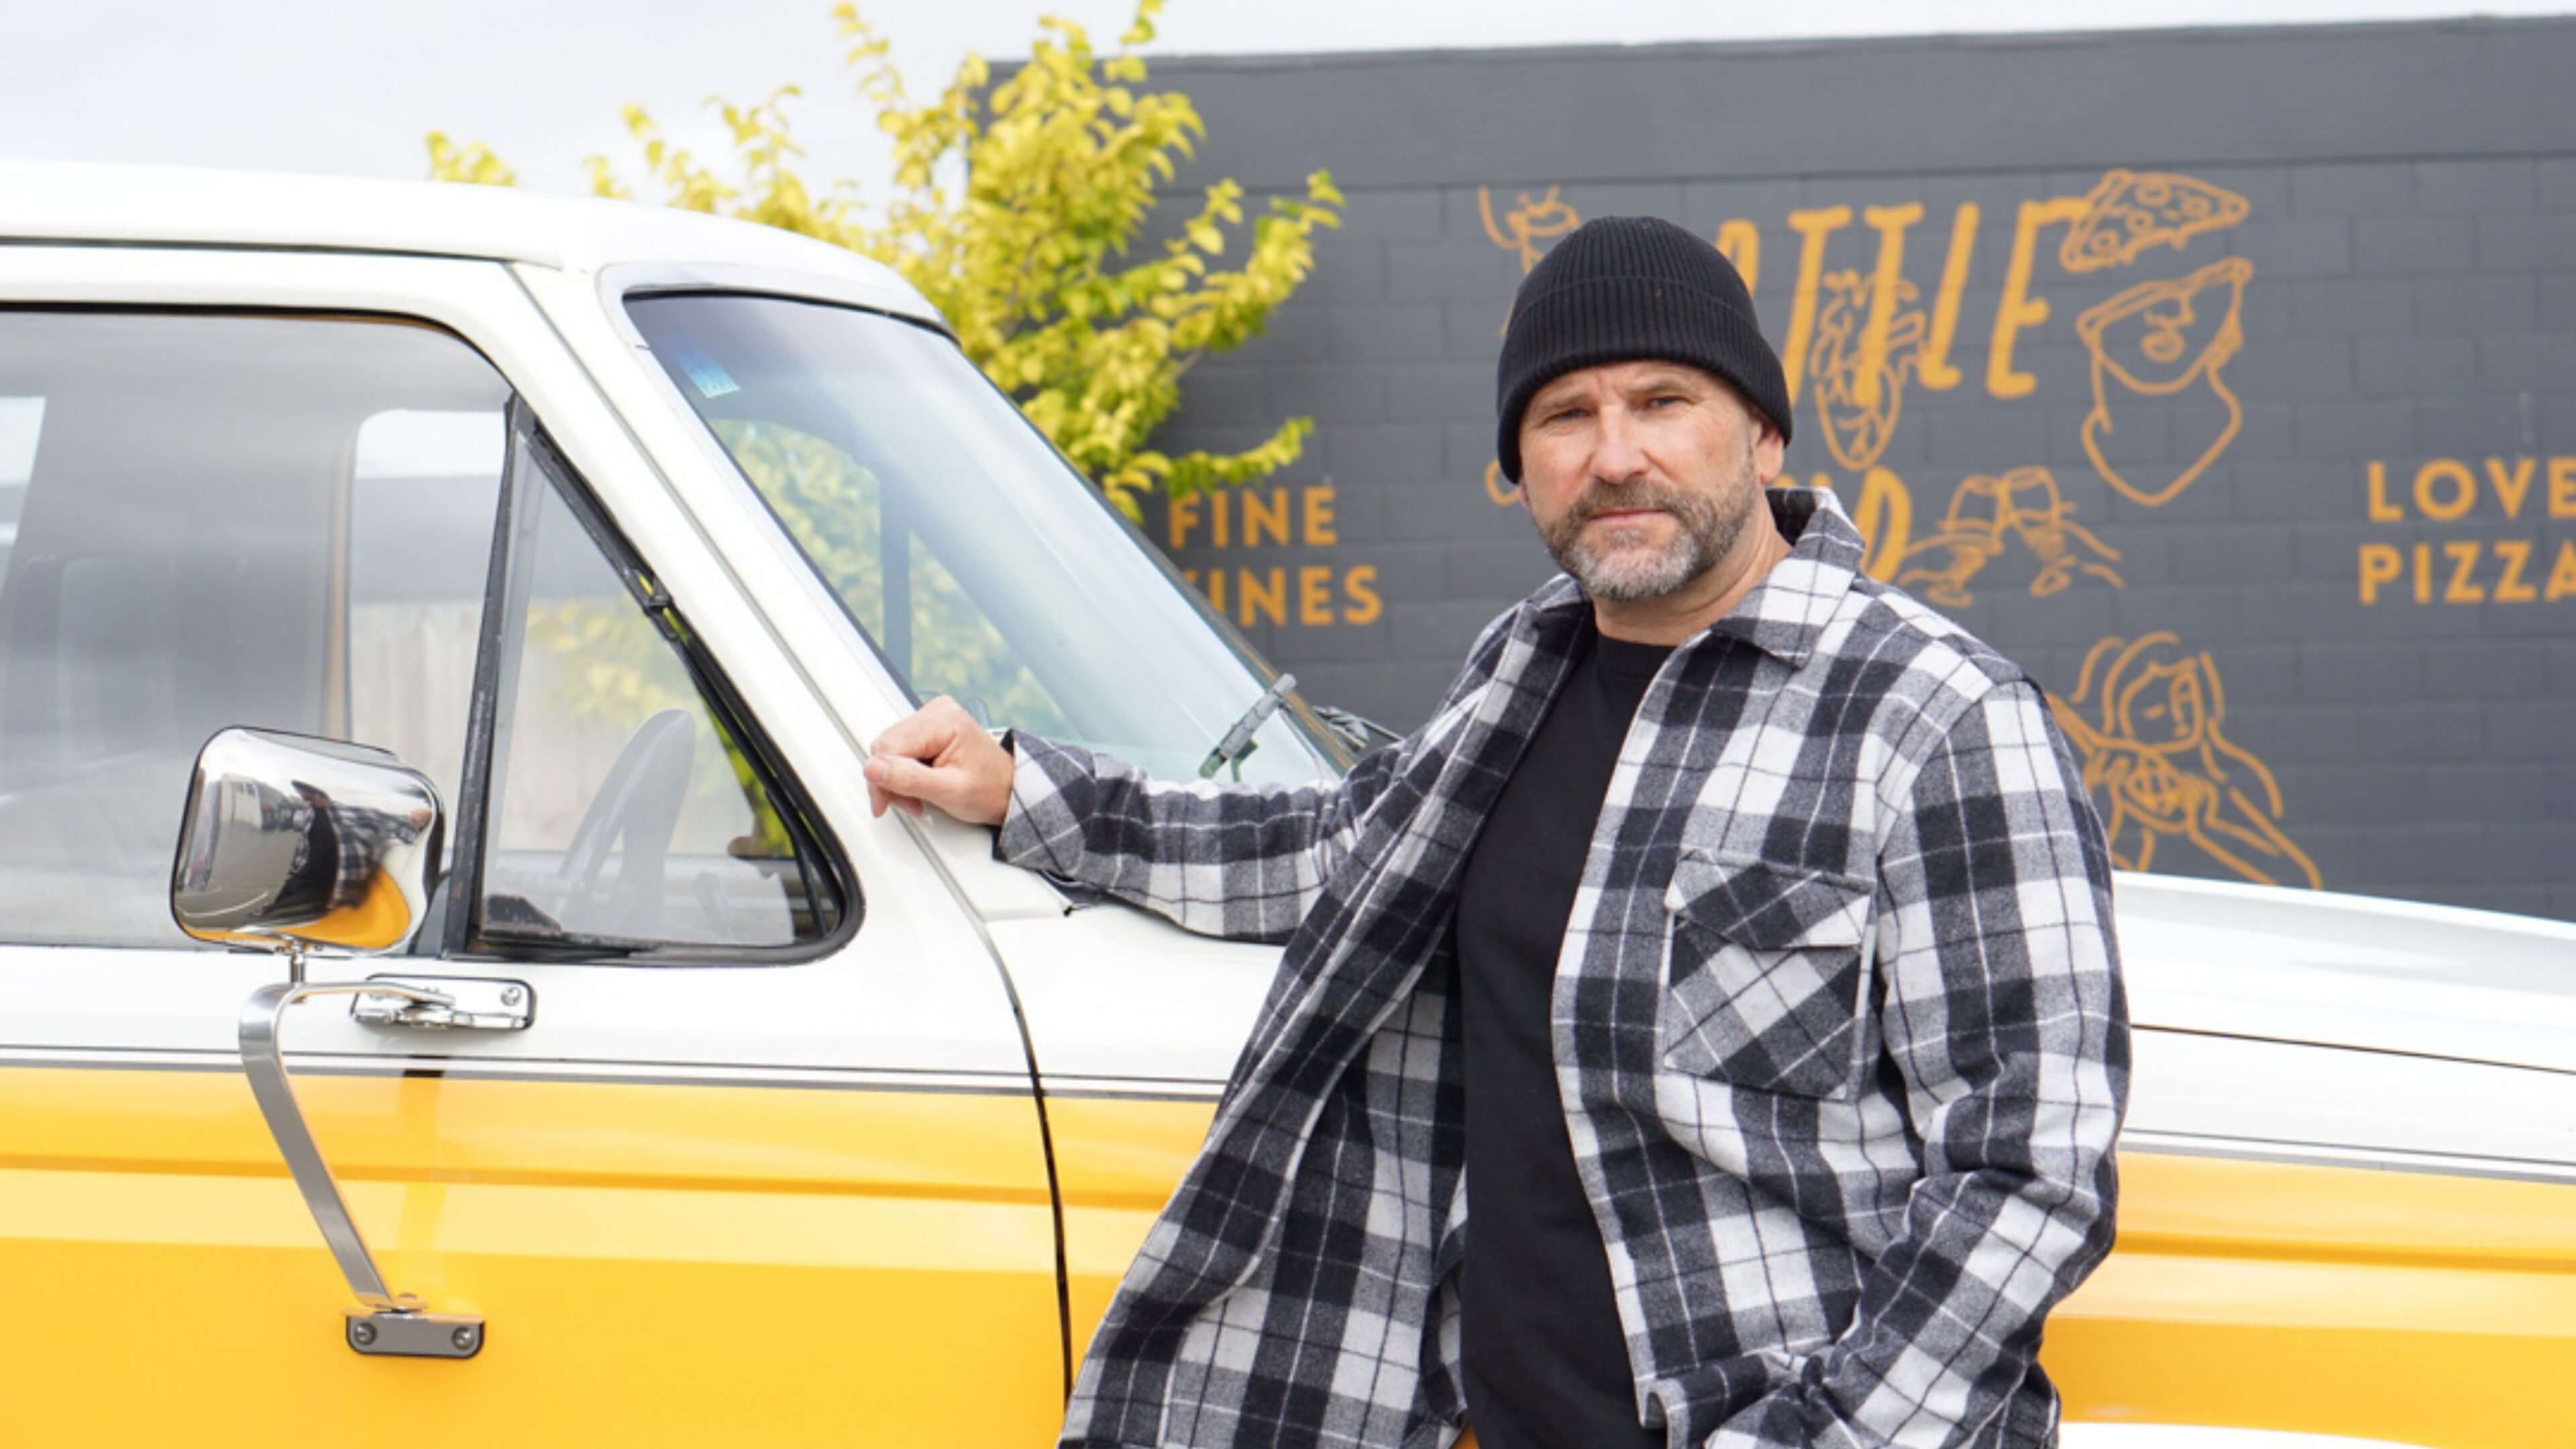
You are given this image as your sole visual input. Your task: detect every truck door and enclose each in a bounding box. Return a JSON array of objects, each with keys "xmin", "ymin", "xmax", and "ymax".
[{"xmin": 0, "ymin": 248, "xmax": 1066, "ymax": 1445}]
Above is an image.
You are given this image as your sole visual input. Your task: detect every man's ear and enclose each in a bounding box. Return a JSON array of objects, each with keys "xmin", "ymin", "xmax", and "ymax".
[{"xmin": 1750, "ymin": 413, "xmax": 1788, "ymax": 486}]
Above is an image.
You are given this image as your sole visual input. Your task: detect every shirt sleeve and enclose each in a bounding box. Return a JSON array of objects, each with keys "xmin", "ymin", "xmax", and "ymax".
[
  {"xmin": 991, "ymin": 731, "xmax": 1408, "ymax": 945},
  {"xmin": 1707, "ymin": 678, "xmax": 2131, "ymax": 1449}
]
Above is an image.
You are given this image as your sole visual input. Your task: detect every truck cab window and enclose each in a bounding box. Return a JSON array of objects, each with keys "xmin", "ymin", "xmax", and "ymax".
[{"xmin": 0, "ymin": 313, "xmax": 504, "ymax": 949}]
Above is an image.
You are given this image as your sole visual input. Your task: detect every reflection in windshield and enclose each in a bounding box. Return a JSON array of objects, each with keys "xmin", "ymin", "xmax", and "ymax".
[{"xmin": 628, "ymin": 293, "xmax": 1345, "ymax": 786}]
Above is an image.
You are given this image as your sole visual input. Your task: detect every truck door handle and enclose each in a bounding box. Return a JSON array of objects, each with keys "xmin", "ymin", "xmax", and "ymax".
[
  {"xmin": 239, "ymin": 975, "xmax": 531, "ymax": 1358},
  {"xmin": 350, "ymin": 975, "xmax": 535, "ymax": 1031}
]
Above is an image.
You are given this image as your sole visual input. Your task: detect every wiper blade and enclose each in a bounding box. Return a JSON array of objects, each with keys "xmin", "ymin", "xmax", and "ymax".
[
  {"xmin": 1199, "ymin": 673, "xmax": 1297, "ymax": 781},
  {"xmin": 1312, "ymin": 703, "xmax": 1402, "ymax": 755}
]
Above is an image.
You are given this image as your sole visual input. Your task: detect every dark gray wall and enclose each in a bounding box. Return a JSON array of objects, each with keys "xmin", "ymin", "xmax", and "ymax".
[{"xmin": 1132, "ymin": 18, "xmax": 2576, "ymax": 920}]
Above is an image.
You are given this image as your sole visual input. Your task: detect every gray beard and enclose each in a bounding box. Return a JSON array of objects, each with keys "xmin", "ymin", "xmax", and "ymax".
[{"xmin": 1538, "ymin": 462, "xmax": 1762, "ymax": 604}]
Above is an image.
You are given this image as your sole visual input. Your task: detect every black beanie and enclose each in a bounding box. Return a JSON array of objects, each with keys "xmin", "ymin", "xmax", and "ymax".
[{"xmin": 1494, "ymin": 215, "xmax": 1792, "ymax": 483}]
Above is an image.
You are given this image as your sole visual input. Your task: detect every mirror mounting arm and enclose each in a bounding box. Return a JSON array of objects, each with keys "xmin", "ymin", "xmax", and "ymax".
[{"xmin": 238, "ymin": 975, "xmax": 486, "ymax": 1358}]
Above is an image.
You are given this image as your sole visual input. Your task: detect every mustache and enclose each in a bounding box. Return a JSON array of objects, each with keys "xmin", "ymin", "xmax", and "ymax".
[{"xmin": 1565, "ymin": 483, "xmax": 1697, "ymax": 525}]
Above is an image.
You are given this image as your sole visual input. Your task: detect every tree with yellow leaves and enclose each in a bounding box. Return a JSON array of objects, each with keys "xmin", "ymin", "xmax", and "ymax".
[{"xmin": 428, "ymin": 0, "xmax": 1340, "ymax": 521}]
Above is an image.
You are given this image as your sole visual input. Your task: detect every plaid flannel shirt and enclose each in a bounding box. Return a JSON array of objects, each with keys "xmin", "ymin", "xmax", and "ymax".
[{"xmin": 1000, "ymin": 488, "xmax": 2128, "ymax": 1449}]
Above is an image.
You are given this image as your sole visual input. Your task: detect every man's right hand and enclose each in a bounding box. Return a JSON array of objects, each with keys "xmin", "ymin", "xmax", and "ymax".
[{"xmin": 863, "ymin": 696, "xmax": 1014, "ymax": 826}]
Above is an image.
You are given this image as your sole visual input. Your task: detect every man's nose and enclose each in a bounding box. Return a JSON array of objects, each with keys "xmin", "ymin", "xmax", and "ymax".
[{"xmin": 1591, "ymin": 402, "xmax": 1650, "ymax": 483}]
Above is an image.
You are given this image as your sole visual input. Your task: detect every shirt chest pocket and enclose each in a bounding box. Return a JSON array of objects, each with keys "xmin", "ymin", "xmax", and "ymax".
[{"xmin": 1660, "ymin": 851, "xmax": 1878, "ymax": 1099}]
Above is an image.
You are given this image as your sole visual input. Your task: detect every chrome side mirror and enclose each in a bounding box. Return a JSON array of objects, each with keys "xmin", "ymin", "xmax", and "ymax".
[
  {"xmin": 170, "ymin": 728, "xmax": 499, "ymax": 1359},
  {"xmin": 171, "ymin": 728, "xmax": 442, "ymax": 969}
]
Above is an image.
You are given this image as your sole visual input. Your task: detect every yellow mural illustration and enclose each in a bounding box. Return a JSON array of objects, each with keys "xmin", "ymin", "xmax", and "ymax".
[
  {"xmin": 2059, "ymin": 170, "xmax": 2251, "ymax": 274},
  {"xmin": 1471, "ymin": 167, "xmax": 2264, "ymax": 547},
  {"xmin": 1809, "ymin": 268, "xmax": 1927, "ymax": 472},
  {"xmin": 2076, "ymin": 255, "xmax": 2255, "ymax": 508},
  {"xmin": 1878, "ymin": 466, "xmax": 2124, "ymax": 607},
  {"xmin": 2051, "ymin": 632, "xmax": 2322, "ymax": 890},
  {"xmin": 1478, "ymin": 184, "xmax": 1581, "ymax": 274},
  {"xmin": 1849, "ymin": 467, "xmax": 1913, "ymax": 582}
]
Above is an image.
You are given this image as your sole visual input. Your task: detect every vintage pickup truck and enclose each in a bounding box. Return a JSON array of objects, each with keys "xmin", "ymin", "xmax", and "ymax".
[{"xmin": 1, "ymin": 162, "xmax": 2567, "ymax": 1448}]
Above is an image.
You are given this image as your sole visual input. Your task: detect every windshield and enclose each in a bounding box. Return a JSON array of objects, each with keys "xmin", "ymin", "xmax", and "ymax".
[{"xmin": 627, "ymin": 292, "xmax": 1345, "ymax": 785}]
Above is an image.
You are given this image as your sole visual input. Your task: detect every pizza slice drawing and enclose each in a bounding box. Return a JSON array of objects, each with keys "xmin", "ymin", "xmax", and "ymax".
[{"xmin": 2060, "ymin": 169, "xmax": 2251, "ymax": 273}]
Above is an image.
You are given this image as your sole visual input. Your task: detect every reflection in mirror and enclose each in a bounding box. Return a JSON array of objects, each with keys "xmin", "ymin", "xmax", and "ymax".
[{"xmin": 170, "ymin": 729, "xmax": 443, "ymax": 961}]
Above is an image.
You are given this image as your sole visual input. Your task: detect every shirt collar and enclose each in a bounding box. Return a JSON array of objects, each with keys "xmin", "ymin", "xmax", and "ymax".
[
  {"xmin": 1528, "ymin": 486, "xmax": 1866, "ymax": 669},
  {"xmin": 1703, "ymin": 486, "xmax": 1865, "ymax": 667}
]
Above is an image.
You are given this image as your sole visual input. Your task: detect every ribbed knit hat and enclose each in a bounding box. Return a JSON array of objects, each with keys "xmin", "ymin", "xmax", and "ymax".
[{"xmin": 1495, "ymin": 215, "xmax": 1791, "ymax": 483}]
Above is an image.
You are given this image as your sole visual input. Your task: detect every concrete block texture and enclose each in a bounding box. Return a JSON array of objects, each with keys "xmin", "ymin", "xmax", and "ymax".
[
  {"xmin": 2292, "ymin": 161, "xmax": 2416, "ymax": 217},
  {"xmin": 1118, "ymin": 19, "xmax": 2576, "ymax": 920},
  {"xmin": 2540, "ymin": 157, "xmax": 2576, "ymax": 211},
  {"xmin": 2353, "ymin": 337, "xmax": 2478, "ymax": 398},
  {"xmin": 2412, "ymin": 275, "xmax": 2541, "ymax": 335},
  {"xmin": 2413, "ymin": 158, "xmax": 2537, "ymax": 214},
  {"xmin": 2354, "ymin": 215, "xmax": 2479, "ymax": 274},
  {"xmin": 2475, "ymin": 213, "xmax": 2576, "ymax": 271}
]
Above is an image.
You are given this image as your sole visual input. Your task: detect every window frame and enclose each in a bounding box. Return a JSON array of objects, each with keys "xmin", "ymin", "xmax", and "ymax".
[
  {"xmin": 618, "ymin": 287, "xmax": 1355, "ymax": 781},
  {"xmin": 443, "ymin": 399, "xmax": 859, "ymax": 967},
  {"xmin": 0, "ymin": 297, "xmax": 857, "ymax": 965}
]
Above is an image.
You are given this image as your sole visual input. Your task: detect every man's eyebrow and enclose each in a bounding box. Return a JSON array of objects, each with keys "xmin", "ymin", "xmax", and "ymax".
[{"xmin": 1625, "ymin": 368, "xmax": 1711, "ymax": 393}]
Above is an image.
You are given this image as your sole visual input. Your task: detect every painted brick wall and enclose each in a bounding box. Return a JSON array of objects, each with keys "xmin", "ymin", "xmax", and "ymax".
[{"xmin": 1126, "ymin": 19, "xmax": 2576, "ymax": 919}]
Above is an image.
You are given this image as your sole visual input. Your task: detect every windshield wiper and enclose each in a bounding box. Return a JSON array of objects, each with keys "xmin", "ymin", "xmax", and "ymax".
[
  {"xmin": 1312, "ymin": 704, "xmax": 1402, "ymax": 755},
  {"xmin": 1199, "ymin": 673, "xmax": 1297, "ymax": 781}
]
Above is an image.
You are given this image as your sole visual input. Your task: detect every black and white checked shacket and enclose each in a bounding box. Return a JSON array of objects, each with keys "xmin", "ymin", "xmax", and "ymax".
[{"xmin": 1000, "ymin": 487, "xmax": 2129, "ymax": 1449}]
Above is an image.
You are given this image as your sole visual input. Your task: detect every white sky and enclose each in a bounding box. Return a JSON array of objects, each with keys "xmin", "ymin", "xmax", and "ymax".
[{"xmin": 5, "ymin": 1, "xmax": 2569, "ymax": 200}]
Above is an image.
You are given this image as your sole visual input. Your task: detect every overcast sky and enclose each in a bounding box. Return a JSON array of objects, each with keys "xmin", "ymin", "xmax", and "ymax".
[{"xmin": 7, "ymin": 1, "xmax": 2569, "ymax": 201}]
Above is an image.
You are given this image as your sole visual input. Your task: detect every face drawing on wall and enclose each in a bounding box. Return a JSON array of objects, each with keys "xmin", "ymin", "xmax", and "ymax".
[
  {"xmin": 2050, "ymin": 631, "xmax": 2322, "ymax": 890},
  {"xmin": 1891, "ymin": 466, "xmax": 2123, "ymax": 607},
  {"xmin": 1809, "ymin": 269, "xmax": 1927, "ymax": 473},
  {"xmin": 2076, "ymin": 255, "xmax": 2255, "ymax": 508}
]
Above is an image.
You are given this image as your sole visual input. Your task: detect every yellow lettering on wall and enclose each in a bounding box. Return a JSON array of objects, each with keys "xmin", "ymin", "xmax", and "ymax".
[
  {"xmin": 2487, "ymin": 458, "xmax": 2537, "ymax": 518},
  {"xmin": 1988, "ymin": 196, "xmax": 2090, "ymax": 399},
  {"xmin": 1297, "ymin": 566, "xmax": 1334, "ymax": 626},
  {"xmin": 1917, "ymin": 202, "xmax": 1980, "ymax": 392},
  {"xmin": 1854, "ymin": 203, "xmax": 1925, "ymax": 411},
  {"xmin": 1209, "ymin": 490, "xmax": 1232, "ymax": 548},
  {"xmin": 2414, "ymin": 460, "xmax": 2475, "ymax": 521},
  {"xmin": 2552, "ymin": 458, "xmax": 2576, "ymax": 518},
  {"xmin": 1782, "ymin": 206, "xmax": 1855, "ymax": 405},
  {"xmin": 2548, "ymin": 539, "xmax": 2576, "ymax": 601},
  {"xmin": 1169, "ymin": 492, "xmax": 1203, "ymax": 549},
  {"xmin": 1239, "ymin": 567, "xmax": 1285, "ymax": 627},
  {"xmin": 1344, "ymin": 565, "xmax": 1383, "ymax": 627},
  {"xmin": 1716, "ymin": 219, "xmax": 1760, "ymax": 291},
  {"xmin": 1189, "ymin": 565, "xmax": 1389, "ymax": 629},
  {"xmin": 2442, "ymin": 540, "xmax": 2487, "ymax": 603},
  {"xmin": 2355, "ymin": 544, "xmax": 2402, "ymax": 603},
  {"xmin": 2365, "ymin": 462, "xmax": 2404, "ymax": 521},
  {"xmin": 2413, "ymin": 542, "xmax": 2432, "ymax": 603},
  {"xmin": 1244, "ymin": 489, "xmax": 1291, "ymax": 547},
  {"xmin": 2493, "ymin": 539, "xmax": 2538, "ymax": 602},
  {"xmin": 1303, "ymin": 484, "xmax": 1339, "ymax": 546}
]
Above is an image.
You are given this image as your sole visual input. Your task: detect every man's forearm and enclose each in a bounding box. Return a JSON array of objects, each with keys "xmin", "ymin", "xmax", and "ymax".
[{"xmin": 995, "ymin": 732, "xmax": 1399, "ymax": 943}]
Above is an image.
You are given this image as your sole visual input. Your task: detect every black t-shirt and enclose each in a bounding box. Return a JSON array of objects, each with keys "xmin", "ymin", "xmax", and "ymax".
[{"xmin": 1455, "ymin": 622, "xmax": 1672, "ymax": 1449}]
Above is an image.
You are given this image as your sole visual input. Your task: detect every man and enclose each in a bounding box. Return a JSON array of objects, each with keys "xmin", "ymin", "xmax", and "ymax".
[{"xmin": 864, "ymin": 216, "xmax": 2128, "ymax": 1449}]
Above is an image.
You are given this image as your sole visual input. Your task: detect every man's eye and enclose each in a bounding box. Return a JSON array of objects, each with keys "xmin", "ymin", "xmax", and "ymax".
[
  {"xmin": 1544, "ymin": 407, "xmax": 1586, "ymax": 425},
  {"xmin": 1645, "ymin": 394, "xmax": 1686, "ymax": 409}
]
